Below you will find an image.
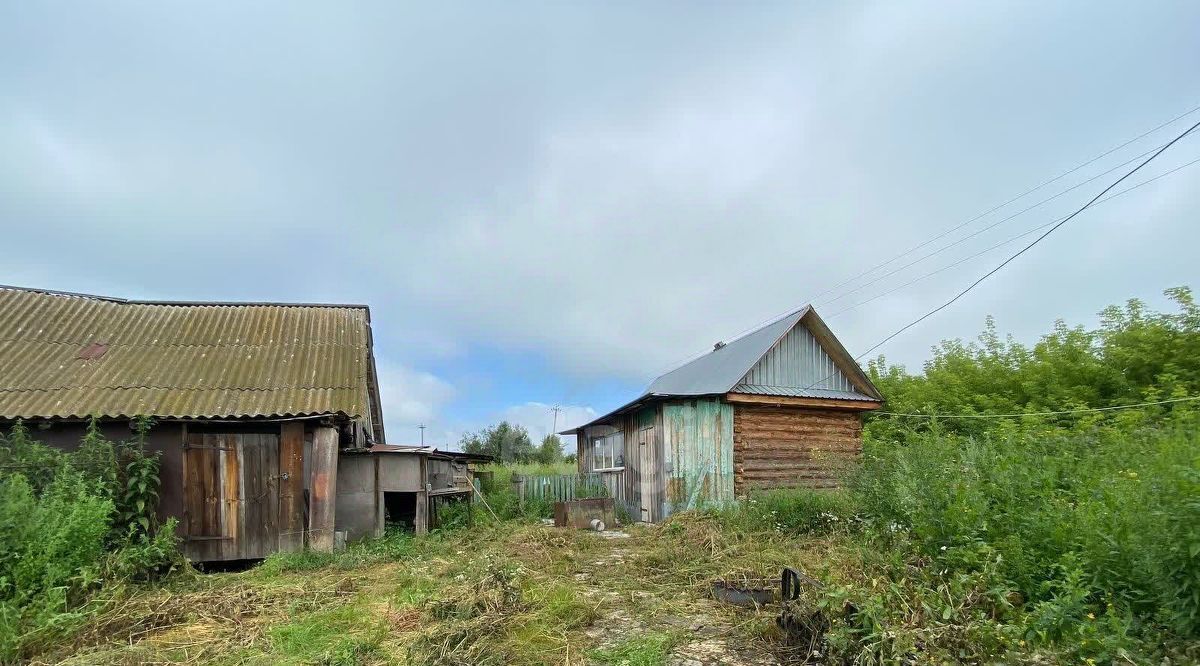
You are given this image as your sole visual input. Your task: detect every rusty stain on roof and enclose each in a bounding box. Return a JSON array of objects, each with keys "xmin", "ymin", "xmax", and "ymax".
[
  {"xmin": 0, "ymin": 285, "xmax": 376, "ymax": 421},
  {"xmin": 77, "ymin": 342, "xmax": 109, "ymax": 360}
]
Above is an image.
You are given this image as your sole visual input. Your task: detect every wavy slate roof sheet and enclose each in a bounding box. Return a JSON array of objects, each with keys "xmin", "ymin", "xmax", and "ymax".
[{"xmin": 0, "ymin": 286, "xmax": 377, "ymax": 422}]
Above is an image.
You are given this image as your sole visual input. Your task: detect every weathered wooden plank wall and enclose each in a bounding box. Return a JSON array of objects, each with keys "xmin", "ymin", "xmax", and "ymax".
[
  {"xmin": 278, "ymin": 422, "xmax": 305, "ymax": 552},
  {"xmin": 732, "ymin": 405, "xmax": 862, "ymax": 494},
  {"xmin": 622, "ymin": 406, "xmax": 661, "ymax": 522}
]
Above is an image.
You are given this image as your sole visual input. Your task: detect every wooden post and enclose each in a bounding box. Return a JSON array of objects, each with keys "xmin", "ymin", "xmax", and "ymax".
[
  {"xmin": 512, "ymin": 474, "xmax": 525, "ymax": 511},
  {"xmin": 309, "ymin": 426, "xmax": 338, "ymax": 553},
  {"xmin": 414, "ymin": 455, "xmax": 428, "ymax": 535}
]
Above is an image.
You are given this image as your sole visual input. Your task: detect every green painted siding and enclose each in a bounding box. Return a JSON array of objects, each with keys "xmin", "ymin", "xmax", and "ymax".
[{"xmin": 662, "ymin": 398, "xmax": 734, "ymax": 515}]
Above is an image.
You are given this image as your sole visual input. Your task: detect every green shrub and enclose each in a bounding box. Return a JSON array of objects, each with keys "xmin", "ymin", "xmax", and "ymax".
[
  {"xmin": 838, "ymin": 419, "xmax": 1200, "ymax": 659},
  {"xmin": 0, "ymin": 469, "xmax": 113, "ymax": 659},
  {"xmin": 0, "ymin": 418, "xmax": 181, "ymax": 661}
]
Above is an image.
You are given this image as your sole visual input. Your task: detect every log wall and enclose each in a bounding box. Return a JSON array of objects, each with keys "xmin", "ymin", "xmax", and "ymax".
[{"xmin": 732, "ymin": 404, "xmax": 862, "ymax": 495}]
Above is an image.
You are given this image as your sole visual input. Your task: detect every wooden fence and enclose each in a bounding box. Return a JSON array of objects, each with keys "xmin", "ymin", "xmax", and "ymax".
[{"xmin": 514, "ymin": 471, "xmax": 625, "ymax": 506}]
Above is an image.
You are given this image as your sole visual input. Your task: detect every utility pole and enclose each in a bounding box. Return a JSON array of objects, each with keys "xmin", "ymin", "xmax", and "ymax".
[
  {"xmin": 550, "ymin": 405, "xmax": 563, "ymax": 436},
  {"xmin": 417, "ymin": 424, "xmax": 426, "ymax": 446}
]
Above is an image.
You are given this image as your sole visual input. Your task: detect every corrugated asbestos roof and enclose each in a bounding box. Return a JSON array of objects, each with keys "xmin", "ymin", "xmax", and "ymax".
[
  {"xmin": 562, "ymin": 306, "xmax": 882, "ymax": 433},
  {"xmin": 0, "ymin": 286, "xmax": 377, "ymax": 421}
]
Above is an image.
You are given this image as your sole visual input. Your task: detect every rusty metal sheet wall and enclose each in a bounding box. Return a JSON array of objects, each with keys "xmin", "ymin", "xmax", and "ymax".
[
  {"xmin": 0, "ymin": 286, "xmax": 372, "ymax": 420},
  {"xmin": 732, "ymin": 405, "xmax": 862, "ymax": 494}
]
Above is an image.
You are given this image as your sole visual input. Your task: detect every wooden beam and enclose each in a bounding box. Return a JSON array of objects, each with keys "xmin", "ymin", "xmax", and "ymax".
[
  {"xmin": 309, "ymin": 426, "xmax": 338, "ymax": 553},
  {"xmin": 725, "ymin": 392, "xmax": 882, "ymax": 411}
]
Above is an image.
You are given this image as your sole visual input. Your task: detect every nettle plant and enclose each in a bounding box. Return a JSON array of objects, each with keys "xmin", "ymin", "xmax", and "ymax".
[
  {"xmin": 117, "ymin": 416, "xmax": 161, "ymax": 539},
  {"xmin": 72, "ymin": 416, "xmax": 162, "ymax": 540}
]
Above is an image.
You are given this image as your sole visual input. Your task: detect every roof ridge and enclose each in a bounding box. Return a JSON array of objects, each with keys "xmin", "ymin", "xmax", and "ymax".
[
  {"xmin": 0, "ymin": 284, "xmax": 370, "ymax": 309},
  {"xmin": 0, "ymin": 339, "xmax": 367, "ymax": 348},
  {"xmin": 0, "ymin": 385, "xmax": 365, "ymax": 394}
]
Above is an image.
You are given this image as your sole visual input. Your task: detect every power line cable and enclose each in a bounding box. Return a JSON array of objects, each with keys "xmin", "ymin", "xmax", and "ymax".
[
  {"xmin": 875, "ymin": 395, "xmax": 1200, "ymax": 419},
  {"xmin": 816, "ymin": 141, "xmax": 1175, "ymax": 309},
  {"xmin": 824, "ymin": 154, "xmax": 1200, "ymax": 319},
  {"xmin": 642, "ymin": 103, "xmax": 1200, "ymax": 383},
  {"xmin": 804, "ymin": 104, "xmax": 1200, "ymax": 305},
  {"xmin": 798, "ymin": 117, "xmax": 1200, "ymax": 393},
  {"xmin": 846, "ymin": 117, "xmax": 1200, "ymax": 365}
]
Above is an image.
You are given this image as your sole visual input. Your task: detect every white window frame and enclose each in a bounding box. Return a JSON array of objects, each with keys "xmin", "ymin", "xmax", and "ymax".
[{"xmin": 591, "ymin": 431, "xmax": 624, "ymax": 471}]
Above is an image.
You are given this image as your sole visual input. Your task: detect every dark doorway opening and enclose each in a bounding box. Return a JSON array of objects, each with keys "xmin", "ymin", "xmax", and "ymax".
[{"xmin": 384, "ymin": 492, "xmax": 418, "ymax": 530}]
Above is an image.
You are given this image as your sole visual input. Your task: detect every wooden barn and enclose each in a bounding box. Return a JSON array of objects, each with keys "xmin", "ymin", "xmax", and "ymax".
[
  {"xmin": 0, "ymin": 285, "xmax": 386, "ymax": 562},
  {"xmin": 560, "ymin": 306, "xmax": 882, "ymax": 522}
]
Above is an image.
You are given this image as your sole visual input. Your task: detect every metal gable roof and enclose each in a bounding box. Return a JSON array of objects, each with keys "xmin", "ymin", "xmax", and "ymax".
[
  {"xmin": 562, "ymin": 305, "xmax": 882, "ymax": 434},
  {"xmin": 645, "ymin": 307, "xmax": 809, "ymax": 396},
  {"xmin": 0, "ymin": 285, "xmax": 383, "ymax": 430}
]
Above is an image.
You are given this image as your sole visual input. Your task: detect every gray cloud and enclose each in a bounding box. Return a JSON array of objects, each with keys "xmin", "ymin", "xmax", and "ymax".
[{"xmin": 3, "ymin": 2, "xmax": 1199, "ymax": 437}]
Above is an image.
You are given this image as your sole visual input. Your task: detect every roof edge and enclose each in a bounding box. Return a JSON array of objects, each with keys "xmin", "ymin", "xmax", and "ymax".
[
  {"xmin": 0, "ymin": 284, "xmax": 370, "ymax": 309},
  {"xmin": 798, "ymin": 308, "xmax": 884, "ymax": 401}
]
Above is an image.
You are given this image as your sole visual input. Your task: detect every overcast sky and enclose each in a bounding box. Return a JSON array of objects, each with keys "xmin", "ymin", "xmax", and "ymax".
[{"xmin": 2, "ymin": 2, "xmax": 1198, "ymax": 450}]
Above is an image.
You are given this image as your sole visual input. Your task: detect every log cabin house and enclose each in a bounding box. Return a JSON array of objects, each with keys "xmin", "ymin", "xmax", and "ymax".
[
  {"xmin": 560, "ymin": 306, "xmax": 882, "ymax": 522},
  {"xmin": 0, "ymin": 285, "xmax": 389, "ymax": 562}
]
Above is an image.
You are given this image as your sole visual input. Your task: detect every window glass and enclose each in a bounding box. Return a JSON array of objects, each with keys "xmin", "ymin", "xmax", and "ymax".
[{"xmin": 591, "ymin": 431, "xmax": 624, "ymax": 470}]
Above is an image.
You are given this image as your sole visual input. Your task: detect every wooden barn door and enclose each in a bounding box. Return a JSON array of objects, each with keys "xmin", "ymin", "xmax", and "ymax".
[
  {"xmin": 237, "ymin": 433, "xmax": 280, "ymax": 559},
  {"xmin": 184, "ymin": 431, "xmax": 281, "ymax": 561}
]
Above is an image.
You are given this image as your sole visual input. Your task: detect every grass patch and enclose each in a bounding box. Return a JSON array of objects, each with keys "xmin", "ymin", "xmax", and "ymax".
[
  {"xmin": 587, "ymin": 631, "xmax": 679, "ymax": 666},
  {"xmin": 268, "ymin": 603, "xmax": 385, "ymax": 664}
]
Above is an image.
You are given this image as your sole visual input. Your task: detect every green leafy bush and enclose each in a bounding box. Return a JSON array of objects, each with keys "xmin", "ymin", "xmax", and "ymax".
[
  {"xmin": 722, "ymin": 290, "xmax": 1200, "ymax": 662},
  {"xmin": 0, "ymin": 418, "xmax": 181, "ymax": 661}
]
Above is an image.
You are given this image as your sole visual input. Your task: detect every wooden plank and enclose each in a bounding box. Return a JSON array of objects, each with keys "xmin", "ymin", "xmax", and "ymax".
[
  {"xmin": 239, "ymin": 432, "xmax": 277, "ymax": 560},
  {"xmin": 725, "ymin": 393, "xmax": 880, "ymax": 411},
  {"xmin": 224, "ymin": 434, "xmax": 241, "ymax": 561},
  {"xmin": 278, "ymin": 422, "xmax": 305, "ymax": 552},
  {"xmin": 205, "ymin": 440, "xmax": 222, "ymax": 541}
]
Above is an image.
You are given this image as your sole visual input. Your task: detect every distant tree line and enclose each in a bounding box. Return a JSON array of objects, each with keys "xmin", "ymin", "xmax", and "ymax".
[{"xmin": 459, "ymin": 421, "xmax": 566, "ymax": 465}]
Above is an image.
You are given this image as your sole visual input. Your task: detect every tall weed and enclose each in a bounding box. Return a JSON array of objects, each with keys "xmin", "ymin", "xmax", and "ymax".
[{"xmin": 844, "ymin": 418, "xmax": 1200, "ymax": 658}]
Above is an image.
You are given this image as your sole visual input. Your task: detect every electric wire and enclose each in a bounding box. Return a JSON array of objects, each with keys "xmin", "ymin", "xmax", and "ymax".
[
  {"xmin": 642, "ymin": 103, "xmax": 1200, "ymax": 383},
  {"xmin": 790, "ymin": 117, "xmax": 1200, "ymax": 398},
  {"xmin": 824, "ymin": 153, "xmax": 1200, "ymax": 319},
  {"xmin": 843, "ymin": 117, "xmax": 1200, "ymax": 367},
  {"xmin": 817, "ymin": 141, "xmax": 1176, "ymax": 309},
  {"xmin": 875, "ymin": 395, "xmax": 1200, "ymax": 419}
]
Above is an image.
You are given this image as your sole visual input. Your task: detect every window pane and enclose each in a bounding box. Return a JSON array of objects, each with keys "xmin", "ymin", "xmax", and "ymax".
[{"xmin": 593, "ymin": 437, "xmax": 610, "ymax": 470}]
